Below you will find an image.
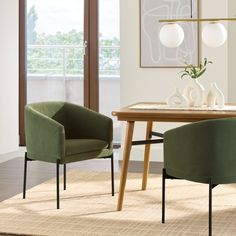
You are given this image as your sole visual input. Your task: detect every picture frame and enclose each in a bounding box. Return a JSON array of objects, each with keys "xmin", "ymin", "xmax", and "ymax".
[{"xmin": 140, "ymin": 0, "xmax": 200, "ymax": 68}]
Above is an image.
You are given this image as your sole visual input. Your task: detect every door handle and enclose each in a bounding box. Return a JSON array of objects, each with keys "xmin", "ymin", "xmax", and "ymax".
[{"xmin": 83, "ymin": 40, "xmax": 88, "ymax": 56}]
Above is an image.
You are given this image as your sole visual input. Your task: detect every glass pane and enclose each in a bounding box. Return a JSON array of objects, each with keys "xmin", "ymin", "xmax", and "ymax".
[
  {"xmin": 26, "ymin": 0, "xmax": 84, "ymax": 105},
  {"xmin": 99, "ymin": 0, "xmax": 120, "ymax": 143}
]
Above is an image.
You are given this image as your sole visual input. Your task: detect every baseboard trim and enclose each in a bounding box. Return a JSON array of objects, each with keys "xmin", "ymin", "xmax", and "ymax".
[{"xmin": 0, "ymin": 147, "xmax": 26, "ymax": 164}]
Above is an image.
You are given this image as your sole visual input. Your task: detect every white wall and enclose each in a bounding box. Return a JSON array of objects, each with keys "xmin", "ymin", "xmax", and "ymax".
[
  {"xmin": 0, "ymin": 0, "xmax": 19, "ymax": 154},
  {"xmin": 120, "ymin": 0, "xmax": 228, "ymax": 161},
  {"xmin": 228, "ymin": 0, "xmax": 236, "ymax": 102}
]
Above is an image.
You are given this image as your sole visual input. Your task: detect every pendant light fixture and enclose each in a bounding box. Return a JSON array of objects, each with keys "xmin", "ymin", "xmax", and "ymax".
[
  {"xmin": 202, "ymin": 22, "xmax": 227, "ymax": 47},
  {"xmin": 159, "ymin": 0, "xmax": 234, "ymax": 48},
  {"xmin": 159, "ymin": 23, "xmax": 184, "ymax": 48}
]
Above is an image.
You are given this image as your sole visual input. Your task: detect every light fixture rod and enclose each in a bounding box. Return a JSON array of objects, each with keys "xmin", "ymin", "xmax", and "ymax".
[
  {"xmin": 190, "ymin": 0, "xmax": 193, "ymax": 18},
  {"xmin": 159, "ymin": 18, "xmax": 236, "ymax": 23}
]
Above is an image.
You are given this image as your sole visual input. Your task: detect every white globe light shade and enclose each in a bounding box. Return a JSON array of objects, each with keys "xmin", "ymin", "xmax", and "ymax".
[
  {"xmin": 159, "ymin": 23, "xmax": 184, "ymax": 48},
  {"xmin": 202, "ymin": 22, "xmax": 227, "ymax": 47}
]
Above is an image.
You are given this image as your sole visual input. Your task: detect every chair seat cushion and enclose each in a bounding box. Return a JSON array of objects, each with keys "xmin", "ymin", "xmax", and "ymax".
[{"xmin": 65, "ymin": 139, "xmax": 108, "ymax": 156}]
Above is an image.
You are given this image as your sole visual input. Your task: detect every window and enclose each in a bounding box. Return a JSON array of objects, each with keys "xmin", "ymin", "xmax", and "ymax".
[{"xmin": 19, "ymin": 0, "xmax": 120, "ymax": 145}]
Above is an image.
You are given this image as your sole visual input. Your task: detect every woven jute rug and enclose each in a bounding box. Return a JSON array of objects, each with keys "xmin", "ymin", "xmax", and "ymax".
[{"xmin": 1, "ymin": 170, "xmax": 236, "ymax": 236}]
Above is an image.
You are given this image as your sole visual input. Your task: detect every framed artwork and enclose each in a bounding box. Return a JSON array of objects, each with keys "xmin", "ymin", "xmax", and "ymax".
[{"xmin": 140, "ymin": 0, "xmax": 200, "ymax": 68}]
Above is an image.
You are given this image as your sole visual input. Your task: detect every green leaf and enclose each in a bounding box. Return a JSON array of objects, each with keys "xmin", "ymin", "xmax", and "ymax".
[
  {"xmin": 199, "ymin": 63, "xmax": 203, "ymax": 70},
  {"xmin": 179, "ymin": 57, "xmax": 212, "ymax": 80},
  {"xmin": 196, "ymin": 68, "xmax": 206, "ymax": 78},
  {"xmin": 181, "ymin": 73, "xmax": 189, "ymax": 79}
]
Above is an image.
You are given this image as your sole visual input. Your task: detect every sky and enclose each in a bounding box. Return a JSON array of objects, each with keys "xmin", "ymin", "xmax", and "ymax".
[{"xmin": 28, "ymin": 0, "xmax": 120, "ymax": 39}]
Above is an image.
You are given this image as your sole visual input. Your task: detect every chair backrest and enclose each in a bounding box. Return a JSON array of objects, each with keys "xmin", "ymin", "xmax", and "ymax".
[
  {"xmin": 164, "ymin": 118, "xmax": 236, "ymax": 184},
  {"xmin": 25, "ymin": 101, "xmax": 113, "ymax": 144},
  {"xmin": 26, "ymin": 101, "xmax": 67, "ymax": 126}
]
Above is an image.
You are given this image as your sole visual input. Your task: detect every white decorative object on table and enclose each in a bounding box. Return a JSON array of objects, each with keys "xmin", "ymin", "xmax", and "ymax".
[
  {"xmin": 183, "ymin": 79, "xmax": 205, "ymax": 107},
  {"xmin": 166, "ymin": 88, "xmax": 189, "ymax": 108},
  {"xmin": 206, "ymin": 82, "xmax": 225, "ymax": 109},
  {"xmin": 180, "ymin": 58, "xmax": 212, "ymax": 107},
  {"xmin": 206, "ymin": 84, "xmax": 216, "ymax": 108}
]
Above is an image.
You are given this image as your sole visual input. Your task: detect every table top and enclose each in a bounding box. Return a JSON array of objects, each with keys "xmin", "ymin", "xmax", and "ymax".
[{"xmin": 112, "ymin": 102, "xmax": 236, "ymax": 122}]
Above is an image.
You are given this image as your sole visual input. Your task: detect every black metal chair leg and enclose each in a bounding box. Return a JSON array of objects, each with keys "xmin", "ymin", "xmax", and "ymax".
[
  {"xmin": 162, "ymin": 168, "xmax": 166, "ymax": 224},
  {"xmin": 23, "ymin": 152, "xmax": 28, "ymax": 199},
  {"xmin": 209, "ymin": 179, "xmax": 212, "ymax": 236},
  {"xmin": 64, "ymin": 164, "xmax": 66, "ymax": 190},
  {"xmin": 111, "ymin": 154, "xmax": 115, "ymax": 196},
  {"xmin": 56, "ymin": 160, "xmax": 60, "ymax": 209}
]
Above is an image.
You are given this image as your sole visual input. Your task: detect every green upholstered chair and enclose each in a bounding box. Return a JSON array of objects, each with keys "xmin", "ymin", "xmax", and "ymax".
[
  {"xmin": 162, "ymin": 118, "xmax": 236, "ymax": 236},
  {"xmin": 24, "ymin": 101, "xmax": 114, "ymax": 209}
]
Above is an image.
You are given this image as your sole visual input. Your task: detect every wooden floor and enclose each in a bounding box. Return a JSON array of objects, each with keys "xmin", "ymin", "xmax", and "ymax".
[{"xmin": 0, "ymin": 155, "xmax": 163, "ymax": 202}]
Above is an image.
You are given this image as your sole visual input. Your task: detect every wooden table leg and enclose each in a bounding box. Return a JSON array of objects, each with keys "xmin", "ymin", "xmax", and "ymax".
[
  {"xmin": 142, "ymin": 121, "xmax": 153, "ymax": 190},
  {"xmin": 117, "ymin": 121, "xmax": 135, "ymax": 211}
]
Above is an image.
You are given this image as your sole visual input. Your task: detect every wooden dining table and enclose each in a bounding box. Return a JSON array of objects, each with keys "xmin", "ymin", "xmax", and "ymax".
[{"xmin": 112, "ymin": 102, "xmax": 236, "ymax": 211}]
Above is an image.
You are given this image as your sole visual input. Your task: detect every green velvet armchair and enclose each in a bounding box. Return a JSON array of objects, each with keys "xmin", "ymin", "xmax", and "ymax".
[
  {"xmin": 24, "ymin": 101, "xmax": 114, "ymax": 209},
  {"xmin": 162, "ymin": 118, "xmax": 236, "ymax": 236}
]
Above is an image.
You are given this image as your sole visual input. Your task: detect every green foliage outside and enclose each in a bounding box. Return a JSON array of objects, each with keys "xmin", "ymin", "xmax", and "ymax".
[{"xmin": 27, "ymin": 6, "xmax": 120, "ymax": 76}]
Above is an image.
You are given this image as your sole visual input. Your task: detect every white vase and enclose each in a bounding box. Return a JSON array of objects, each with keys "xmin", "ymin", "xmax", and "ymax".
[
  {"xmin": 206, "ymin": 84, "xmax": 216, "ymax": 108},
  {"xmin": 206, "ymin": 83, "xmax": 225, "ymax": 109},
  {"xmin": 166, "ymin": 88, "xmax": 189, "ymax": 108},
  {"xmin": 183, "ymin": 79, "xmax": 205, "ymax": 107}
]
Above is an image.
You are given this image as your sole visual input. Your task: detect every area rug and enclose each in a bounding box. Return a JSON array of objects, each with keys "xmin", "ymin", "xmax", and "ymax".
[{"xmin": 1, "ymin": 171, "xmax": 236, "ymax": 236}]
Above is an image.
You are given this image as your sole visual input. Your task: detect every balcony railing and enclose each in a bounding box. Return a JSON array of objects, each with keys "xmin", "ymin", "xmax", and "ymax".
[
  {"xmin": 27, "ymin": 44, "xmax": 121, "ymax": 142},
  {"xmin": 27, "ymin": 44, "xmax": 120, "ymax": 76}
]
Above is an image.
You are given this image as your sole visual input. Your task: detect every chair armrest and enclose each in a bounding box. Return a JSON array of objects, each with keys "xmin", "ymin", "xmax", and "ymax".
[
  {"xmin": 25, "ymin": 106, "xmax": 65, "ymax": 163},
  {"xmin": 66, "ymin": 103, "xmax": 113, "ymax": 147},
  {"xmin": 164, "ymin": 118, "xmax": 236, "ymax": 183}
]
